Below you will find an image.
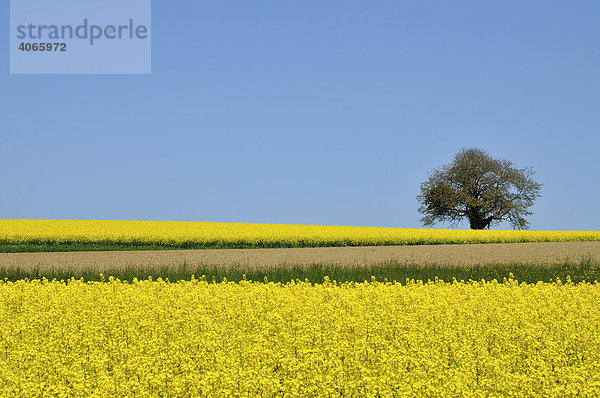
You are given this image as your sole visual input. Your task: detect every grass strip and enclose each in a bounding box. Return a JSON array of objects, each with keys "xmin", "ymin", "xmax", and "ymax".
[
  {"xmin": 2, "ymin": 238, "xmax": 599, "ymax": 253},
  {"xmin": 0, "ymin": 240, "xmax": 542, "ymax": 253},
  {"xmin": 0, "ymin": 240, "xmax": 448, "ymax": 253},
  {"xmin": 1, "ymin": 258, "xmax": 598, "ymax": 284}
]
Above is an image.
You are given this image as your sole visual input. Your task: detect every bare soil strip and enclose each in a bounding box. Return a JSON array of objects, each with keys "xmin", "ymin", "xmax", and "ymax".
[{"xmin": 0, "ymin": 242, "xmax": 599, "ymax": 272}]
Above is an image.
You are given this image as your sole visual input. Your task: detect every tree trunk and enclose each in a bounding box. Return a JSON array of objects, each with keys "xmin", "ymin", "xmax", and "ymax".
[
  {"xmin": 467, "ymin": 208, "xmax": 492, "ymax": 230},
  {"xmin": 469, "ymin": 217, "xmax": 487, "ymax": 229}
]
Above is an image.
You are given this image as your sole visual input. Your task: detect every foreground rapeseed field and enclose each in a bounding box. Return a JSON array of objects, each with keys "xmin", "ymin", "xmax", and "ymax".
[
  {"xmin": 0, "ymin": 277, "xmax": 598, "ymax": 397},
  {"xmin": 1, "ymin": 219, "xmax": 599, "ymax": 251}
]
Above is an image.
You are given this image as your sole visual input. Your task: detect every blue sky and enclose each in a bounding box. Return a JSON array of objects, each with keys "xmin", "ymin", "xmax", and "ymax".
[{"xmin": 1, "ymin": 1, "xmax": 598, "ymax": 230}]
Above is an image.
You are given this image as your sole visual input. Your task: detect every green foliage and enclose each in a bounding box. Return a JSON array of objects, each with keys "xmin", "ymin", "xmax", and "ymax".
[{"xmin": 418, "ymin": 148, "xmax": 542, "ymax": 229}]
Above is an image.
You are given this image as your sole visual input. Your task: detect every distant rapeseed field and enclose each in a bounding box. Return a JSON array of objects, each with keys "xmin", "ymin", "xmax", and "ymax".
[
  {"xmin": 0, "ymin": 277, "xmax": 598, "ymax": 397},
  {"xmin": 1, "ymin": 219, "xmax": 599, "ymax": 250}
]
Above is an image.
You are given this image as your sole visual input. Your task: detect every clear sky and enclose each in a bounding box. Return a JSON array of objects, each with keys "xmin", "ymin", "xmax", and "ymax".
[{"xmin": 1, "ymin": 1, "xmax": 598, "ymax": 230}]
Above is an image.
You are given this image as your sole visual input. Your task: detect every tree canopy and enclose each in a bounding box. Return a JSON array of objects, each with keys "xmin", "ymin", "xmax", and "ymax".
[{"xmin": 417, "ymin": 148, "xmax": 542, "ymax": 230}]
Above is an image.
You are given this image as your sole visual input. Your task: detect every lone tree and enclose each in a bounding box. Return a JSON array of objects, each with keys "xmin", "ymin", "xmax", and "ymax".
[{"xmin": 417, "ymin": 148, "xmax": 542, "ymax": 230}]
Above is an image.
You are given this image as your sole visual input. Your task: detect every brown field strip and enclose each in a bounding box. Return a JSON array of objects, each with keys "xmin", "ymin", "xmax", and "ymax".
[{"xmin": 0, "ymin": 242, "xmax": 599, "ymax": 273}]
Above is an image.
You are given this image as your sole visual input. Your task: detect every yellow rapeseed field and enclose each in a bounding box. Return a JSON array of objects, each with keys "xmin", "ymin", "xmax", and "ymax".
[
  {"xmin": 1, "ymin": 219, "xmax": 599, "ymax": 248},
  {"xmin": 0, "ymin": 277, "xmax": 598, "ymax": 397}
]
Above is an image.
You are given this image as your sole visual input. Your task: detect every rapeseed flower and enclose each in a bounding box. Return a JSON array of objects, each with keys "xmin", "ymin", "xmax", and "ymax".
[
  {"xmin": 0, "ymin": 219, "xmax": 599, "ymax": 249},
  {"xmin": 0, "ymin": 278, "xmax": 598, "ymax": 396}
]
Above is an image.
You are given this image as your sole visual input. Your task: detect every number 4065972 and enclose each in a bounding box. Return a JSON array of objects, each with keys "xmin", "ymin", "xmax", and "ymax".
[{"xmin": 19, "ymin": 43, "xmax": 66, "ymax": 52}]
